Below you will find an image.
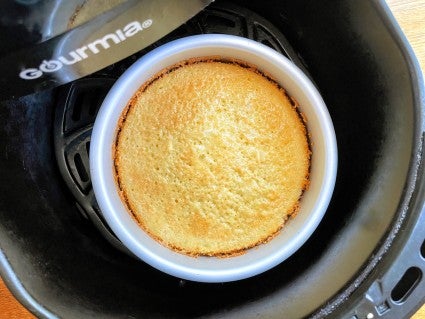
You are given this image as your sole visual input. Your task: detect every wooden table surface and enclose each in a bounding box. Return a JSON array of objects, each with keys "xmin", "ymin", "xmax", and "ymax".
[{"xmin": 1, "ymin": 0, "xmax": 425, "ymax": 318}]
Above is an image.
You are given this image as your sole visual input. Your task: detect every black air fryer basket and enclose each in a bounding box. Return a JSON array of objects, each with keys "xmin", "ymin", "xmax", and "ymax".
[{"xmin": 1, "ymin": 0, "xmax": 424, "ymax": 318}]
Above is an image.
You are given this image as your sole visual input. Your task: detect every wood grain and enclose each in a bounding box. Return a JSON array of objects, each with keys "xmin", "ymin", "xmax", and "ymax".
[
  {"xmin": 387, "ymin": 0, "xmax": 425, "ymax": 72},
  {"xmin": 0, "ymin": 277, "xmax": 35, "ymax": 319},
  {"xmin": 0, "ymin": 0, "xmax": 424, "ymax": 318}
]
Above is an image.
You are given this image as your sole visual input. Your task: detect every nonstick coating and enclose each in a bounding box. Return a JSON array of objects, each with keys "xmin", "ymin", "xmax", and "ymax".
[{"xmin": 0, "ymin": 0, "xmax": 424, "ymax": 318}]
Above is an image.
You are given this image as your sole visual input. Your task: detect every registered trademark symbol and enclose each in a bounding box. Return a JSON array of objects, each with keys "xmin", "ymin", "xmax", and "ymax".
[{"xmin": 142, "ymin": 19, "xmax": 153, "ymax": 29}]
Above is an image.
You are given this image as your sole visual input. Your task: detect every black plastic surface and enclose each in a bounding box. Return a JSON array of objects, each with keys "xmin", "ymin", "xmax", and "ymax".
[
  {"xmin": 0, "ymin": 0, "xmax": 424, "ymax": 318},
  {"xmin": 0, "ymin": 0, "xmax": 212, "ymax": 100}
]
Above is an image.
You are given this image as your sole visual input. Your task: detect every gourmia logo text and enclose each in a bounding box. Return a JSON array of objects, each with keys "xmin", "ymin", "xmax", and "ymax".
[{"xmin": 19, "ymin": 19, "xmax": 153, "ymax": 80}]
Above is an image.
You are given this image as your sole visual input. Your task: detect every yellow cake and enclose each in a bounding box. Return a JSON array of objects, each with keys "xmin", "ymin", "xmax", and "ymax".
[{"xmin": 114, "ymin": 59, "xmax": 310, "ymax": 256}]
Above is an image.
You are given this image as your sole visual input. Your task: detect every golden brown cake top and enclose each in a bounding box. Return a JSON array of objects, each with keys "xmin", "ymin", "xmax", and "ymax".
[{"xmin": 114, "ymin": 59, "xmax": 310, "ymax": 256}]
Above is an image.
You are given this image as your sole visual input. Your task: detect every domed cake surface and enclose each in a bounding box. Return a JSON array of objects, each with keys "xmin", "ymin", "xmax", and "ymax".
[{"xmin": 114, "ymin": 59, "xmax": 310, "ymax": 256}]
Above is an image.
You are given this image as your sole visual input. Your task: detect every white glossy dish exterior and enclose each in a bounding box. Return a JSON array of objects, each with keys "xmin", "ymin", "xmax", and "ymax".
[{"xmin": 90, "ymin": 34, "xmax": 337, "ymax": 282}]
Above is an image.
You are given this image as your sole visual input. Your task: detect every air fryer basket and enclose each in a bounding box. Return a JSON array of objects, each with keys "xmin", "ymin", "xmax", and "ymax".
[{"xmin": 0, "ymin": 0, "xmax": 424, "ymax": 318}]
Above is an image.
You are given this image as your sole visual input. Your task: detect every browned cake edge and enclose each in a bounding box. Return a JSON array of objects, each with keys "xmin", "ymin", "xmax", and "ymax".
[{"xmin": 113, "ymin": 57, "xmax": 312, "ymax": 258}]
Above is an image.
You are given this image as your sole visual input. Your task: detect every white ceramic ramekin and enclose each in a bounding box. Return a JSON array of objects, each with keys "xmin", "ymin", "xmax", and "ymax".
[{"xmin": 90, "ymin": 34, "xmax": 337, "ymax": 283}]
